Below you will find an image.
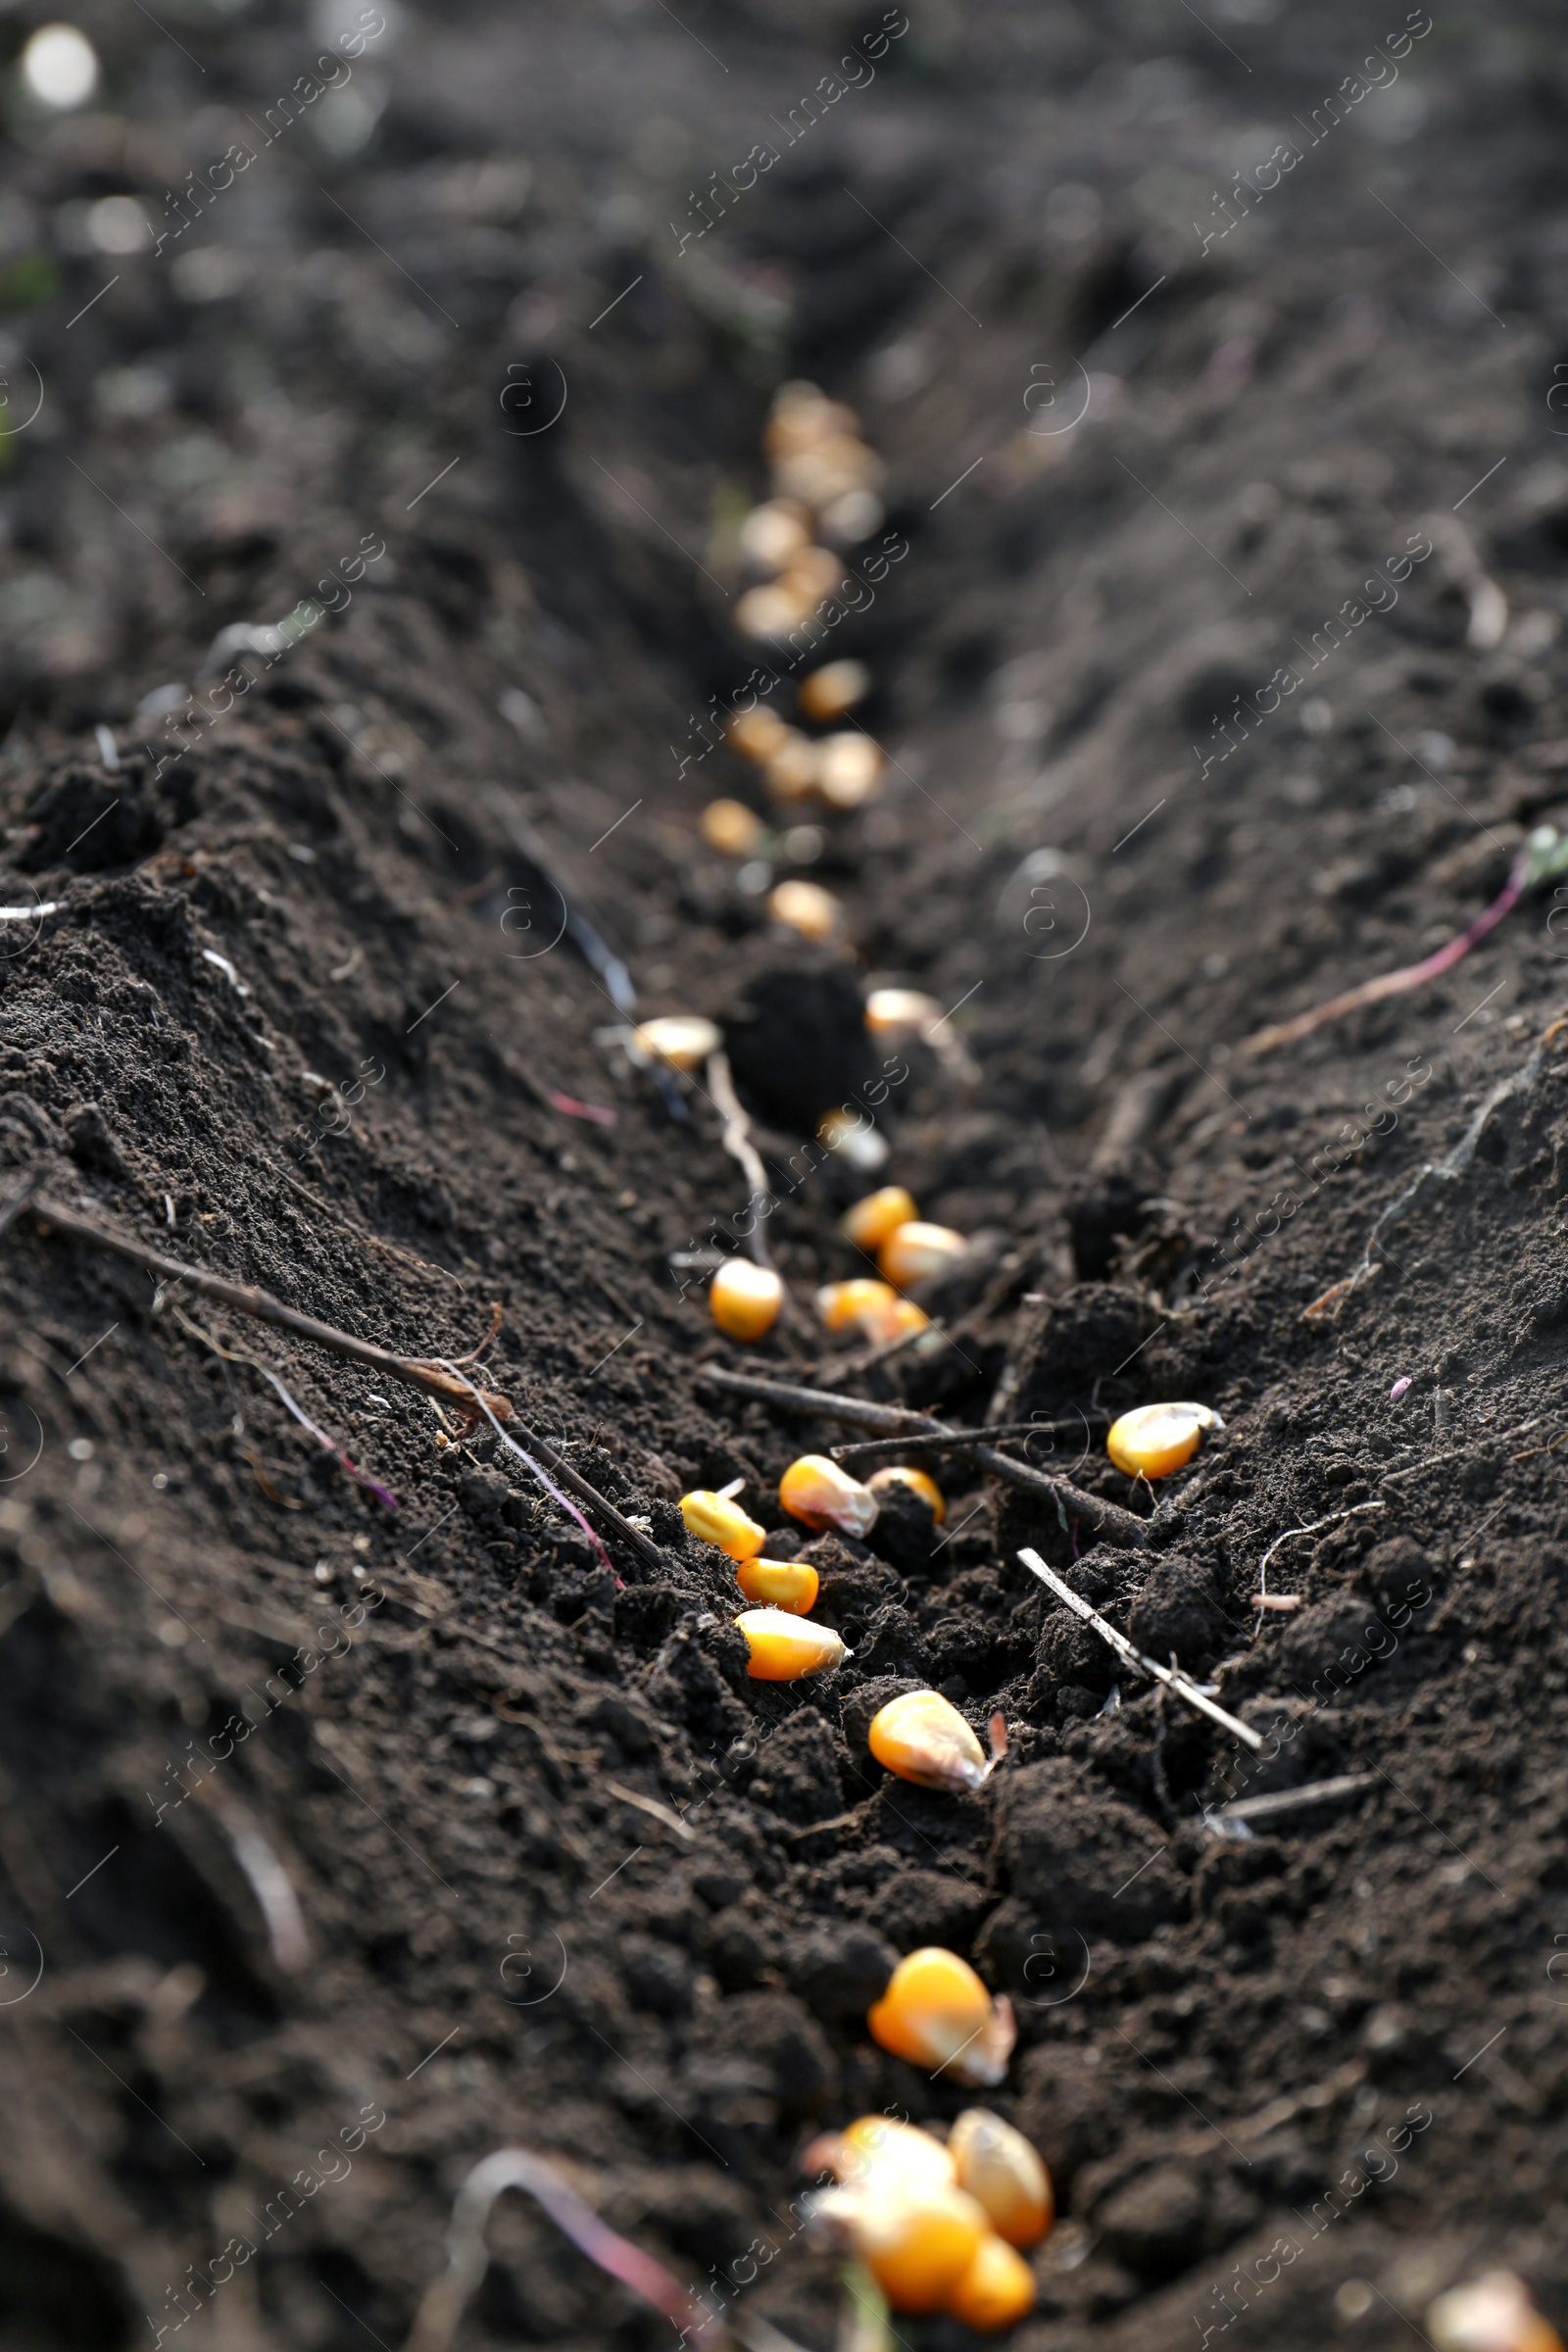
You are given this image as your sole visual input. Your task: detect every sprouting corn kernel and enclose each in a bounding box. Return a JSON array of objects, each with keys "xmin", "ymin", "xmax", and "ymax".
[
  {"xmin": 734, "ymin": 1606, "xmax": 847, "ymax": 1680},
  {"xmin": 726, "ymin": 708, "xmax": 791, "ymax": 765},
  {"xmin": 764, "ymin": 731, "xmax": 823, "ymax": 805},
  {"xmin": 827, "ymin": 2181, "xmax": 989, "ymax": 2315},
  {"xmin": 867, "ymin": 1948, "xmax": 1017, "ymax": 2086},
  {"xmin": 768, "ymin": 878, "xmax": 840, "ymax": 943},
  {"xmin": 735, "ymin": 1557, "xmax": 819, "ymax": 1614},
  {"xmin": 879, "ymin": 1220, "xmax": 968, "ymax": 1291},
  {"xmin": 737, "ymin": 498, "xmax": 811, "ymax": 574},
  {"xmin": 842, "ymin": 1186, "xmax": 917, "ymax": 1251},
  {"xmin": 943, "ymin": 2233, "xmax": 1037, "ymax": 2331},
  {"xmin": 816, "ymin": 1108, "xmax": 890, "ymax": 1172},
  {"xmin": 949, "ymin": 2110, "xmax": 1053, "ymax": 2248},
  {"xmin": 867, "ymin": 1465, "xmax": 946, "ymax": 1524},
  {"xmin": 1104, "ymin": 1401, "xmax": 1223, "ymax": 1482},
  {"xmin": 634, "ymin": 1014, "xmax": 722, "ymax": 1073},
  {"xmin": 799, "ymin": 660, "xmax": 870, "ymax": 723},
  {"xmin": 680, "ymin": 1489, "xmax": 766, "ymax": 1561},
  {"xmin": 868, "ymin": 1690, "xmax": 993, "ymax": 1791},
  {"xmin": 700, "ymin": 799, "xmax": 766, "ymax": 858},
  {"xmin": 817, "ymin": 732, "xmax": 885, "ymax": 810},
  {"xmin": 1428, "ymin": 2276, "xmax": 1564, "ymax": 2352},
  {"xmin": 710, "ymin": 1257, "xmax": 783, "ymax": 1343},
  {"xmin": 815, "ymin": 1276, "xmax": 900, "ymax": 1333},
  {"xmin": 779, "ymin": 1453, "xmax": 878, "ymax": 1538}
]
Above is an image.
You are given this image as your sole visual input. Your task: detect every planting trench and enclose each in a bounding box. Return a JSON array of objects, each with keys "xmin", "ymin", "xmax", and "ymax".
[{"xmin": 1, "ymin": 0, "xmax": 1567, "ymax": 2346}]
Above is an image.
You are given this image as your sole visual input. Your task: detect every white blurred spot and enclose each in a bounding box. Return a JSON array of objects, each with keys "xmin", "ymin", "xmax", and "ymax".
[{"xmin": 22, "ymin": 24, "xmax": 97, "ymax": 109}]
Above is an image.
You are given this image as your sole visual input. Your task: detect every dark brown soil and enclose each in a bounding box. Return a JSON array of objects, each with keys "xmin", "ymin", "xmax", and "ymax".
[{"xmin": 2, "ymin": 2, "xmax": 1567, "ymax": 2349}]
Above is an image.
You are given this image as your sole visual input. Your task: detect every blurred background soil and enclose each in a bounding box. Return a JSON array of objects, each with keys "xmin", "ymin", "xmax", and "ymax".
[{"xmin": 0, "ymin": 0, "xmax": 1567, "ymax": 2347}]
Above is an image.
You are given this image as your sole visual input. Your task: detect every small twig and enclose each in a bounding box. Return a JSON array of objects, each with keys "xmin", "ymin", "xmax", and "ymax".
[
  {"xmin": 606, "ymin": 1781, "xmax": 696, "ymax": 1842},
  {"xmin": 1255, "ymin": 1501, "xmax": 1385, "ymax": 1602},
  {"xmin": 821, "ymin": 1313, "xmax": 944, "ymax": 1382},
  {"xmin": 828, "ymin": 1418, "xmax": 1099, "ymax": 1462},
  {"xmin": 702, "ymin": 1367, "xmax": 1152, "ymax": 1546},
  {"xmin": 1017, "ymin": 1547, "xmax": 1265, "ymax": 1748},
  {"xmin": 270, "ymin": 1160, "xmax": 469, "ymax": 1290},
  {"xmin": 403, "ymin": 2147, "xmax": 724, "ymax": 2352},
  {"xmin": 18, "ymin": 1194, "xmax": 513, "ymax": 1422},
  {"xmin": 172, "ymin": 1309, "xmax": 398, "ymax": 1509},
  {"xmin": 1208, "ymin": 1772, "xmax": 1376, "ymax": 1832},
  {"xmin": 437, "ymin": 1359, "xmax": 667, "ymax": 1575},
  {"xmin": 707, "ymin": 1052, "xmax": 773, "ymax": 1268}
]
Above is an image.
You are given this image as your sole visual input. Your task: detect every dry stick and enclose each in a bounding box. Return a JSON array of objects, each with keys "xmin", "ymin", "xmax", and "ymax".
[
  {"xmin": 19, "ymin": 1192, "xmax": 513, "ymax": 1421},
  {"xmin": 1213, "ymin": 1772, "xmax": 1376, "ymax": 1830},
  {"xmin": 700, "ymin": 1365, "xmax": 1152, "ymax": 1548},
  {"xmin": 706, "ymin": 1051, "xmax": 772, "ymax": 1269},
  {"xmin": 1017, "ymin": 1548, "xmax": 1266, "ymax": 1749},
  {"xmin": 437, "ymin": 1360, "xmax": 667, "ymax": 1575},
  {"xmin": 830, "ymin": 1416, "xmax": 1108, "ymax": 1462}
]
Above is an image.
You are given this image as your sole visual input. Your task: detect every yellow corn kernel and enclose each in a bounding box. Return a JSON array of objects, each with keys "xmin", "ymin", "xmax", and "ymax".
[
  {"xmin": 1105, "ymin": 1401, "xmax": 1223, "ymax": 1482},
  {"xmin": 699, "ymin": 799, "xmax": 766, "ymax": 858},
  {"xmin": 816, "ymin": 1109, "xmax": 890, "ymax": 1172},
  {"xmin": 779, "ymin": 1453, "xmax": 878, "ymax": 1538},
  {"xmin": 735, "ymin": 1557, "xmax": 819, "ymax": 1614},
  {"xmin": 879, "ymin": 1221, "xmax": 967, "ymax": 1290},
  {"xmin": 825, "ymin": 2116, "xmax": 956, "ymax": 2190},
  {"xmin": 798, "ymin": 660, "xmax": 870, "ymax": 723},
  {"xmin": 840, "ymin": 2182, "xmax": 988, "ymax": 2315},
  {"xmin": 867, "ymin": 1466, "xmax": 946, "ymax": 1525},
  {"xmin": 1429, "ymin": 2277, "xmax": 1565, "ymax": 2352},
  {"xmin": 738, "ymin": 498, "xmax": 811, "ymax": 574},
  {"xmin": 768, "ymin": 878, "xmax": 840, "ymax": 943},
  {"xmin": 842, "ymin": 1186, "xmax": 917, "ymax": 1251},
  {"xmin": 680, "ymin": 1489, "xmax": 766, "ymax": 1561},
  {"xmin": 634, "ymin": 1015, "xmax": 722, "ymax": 1073},
  {"xmin": 736, "ymin": 581, "xmax": 811, "ymax": 643},
  {"xmin": 764, "ymin": 384, "xmax": 859, "ymax": 459},
  {"xmin": 710, "ymin": 1257, "xmax": 783, "ymax": 1343},
  {"xmin": 867, "ymin": 1948, "xmax": 1016, "ymax": 2086},
  {"xmin": 734, "ymin": 1607, "xmax": 847, "ymax": 1680},
  {"xmin": 726, "ymin": 707, "xmax": 791, "ymax": 765},
  {"xmin": 864, "ymin": 987, "xmax": 943, "ymax": 1042},
  {"xmin": 949, "ymin": 2110, "xmax": 1053, "ymax": 2248},
  {"xmin": 817, "ymin": 731, "xmax": 885, "ymax": 810},
  {"xmin": 868, "ymin": 1690, "xmax": 996, "ymax": 1792},
  {"xmin": 779, "ymin": 546, "xmax": 845, "ymax": 605},
  {"xmin": 815, "ymin": 1276, "xmax": 900, "ymax": 1333},
  {"xmin": 764, "ymin": 731, "xmax": 823, "ymax": 805},
  {"xmin": 943, "ymin": 2233, "xmax": 1037, "ymax": 2331}
]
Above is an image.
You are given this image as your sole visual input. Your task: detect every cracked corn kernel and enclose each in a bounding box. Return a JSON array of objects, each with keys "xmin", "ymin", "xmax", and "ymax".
[
  {"xmin": 779, "ymin": 1452, "xmax": 878, "ymax": 1538},
  {"xmin": 949, "ymin": 2110, "xmax": 1053, "ymax": 2248},
  {"xmin": 842, "ymin": 1186, "xmax": 917, "ymax": 1250},
  {"xmin": 680, "ymin": 1489, "xmax": 766, "ymax": 1561},
  {"xmin": 868, "ymin": 1689, "xmax": 989, "ymax": 1790},
  {"xmin": 734, "ymin": 1606, "xmax": 847, "ymax": 1680},
  {"xmin": 699, "ymin": 799, "xmax": 765, "ymax": 858},
  {"xmin": 866, "ymin": 1465, "xmax": 945, "ymax": 1524},
  {"xmin": 735, "ymin": 1557, "xmax": 818, "ymax": 1614},
  {"xmin": 634, "ymin": 1014, "xmax": 721, "ymax": 1072},
  {"xmin": 709, "ymin": 1257, "xmax": 783, "ymax": 1342},
  {"xmin": 767, "ymin": 878, "xmax": 840, "ymax": 942},
  {"xmin": 798, "ymin": 660, "xmax": 870, "ymax": 723},
  {"xmin": 943, "ymin": 2233, "xmax": 1036, "ymax": 2331},
  {"xmin": 866, "ymin": 1948, "xmax": 1016, "ymax": 2086},
  {"xmin": 879, "ymin": 1220, "xmax": 967, "ymax": 1290},
  {"xmin": 1104, "ymin": 1401, "xmax": 1222, "ymax": 1481}
]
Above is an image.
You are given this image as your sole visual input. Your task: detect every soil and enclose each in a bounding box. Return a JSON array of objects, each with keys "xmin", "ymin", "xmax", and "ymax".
[{"xmin": 1, "ymin": 1, "xmax": 1567, "ymax": 2349}]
